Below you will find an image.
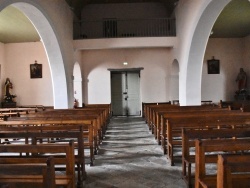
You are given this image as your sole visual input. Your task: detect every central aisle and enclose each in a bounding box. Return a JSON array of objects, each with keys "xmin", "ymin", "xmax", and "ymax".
[{"xmin": 85, "ymin": 117, "xmax": 186, "ymax": 188}]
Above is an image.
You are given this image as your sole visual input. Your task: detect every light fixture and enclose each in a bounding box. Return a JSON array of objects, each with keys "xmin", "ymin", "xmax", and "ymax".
[{"xmin": 123, "ymin": 62, "xmax": 128, "ymax": 66}]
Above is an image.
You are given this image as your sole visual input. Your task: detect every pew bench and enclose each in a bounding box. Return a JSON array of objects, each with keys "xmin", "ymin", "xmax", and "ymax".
[
  {"xmin": 154, "ymin": 107, "xmax": 229, "ymax": 144},
  {"xmin": 0, "ymin": 156, "xmax": 56, "ymax": 188},
  {"xmin": 0, "ymin": 124, "xmax": 89, "ymax": 186},
  {"xmin": 195, "ymin": 139, "xmax": 250, "ymax": 188},
  {"xmin": 17, "ymin": 114, "xmax": 101, "ymax": 154},
  {"xmin": 160, "ymin": 112, "xmax": 250, "ymax": 165},
  {"xmin": 0, "ymin": 141, "xmax": 75, "ymax": 188},
  {"xmin": 182, "ymin": 127, "xmax": 250, "ymax": 187},
  {"xmin": 0, "ymin": 119, "xmax": 95, "ymax": 168},
  {"xmin": 216, "ymin": 154, "xmax": 250, "ymax": 188},
  {"xmin": 27, "ymin": 108, "xmax": 108, "ymax": 144}
]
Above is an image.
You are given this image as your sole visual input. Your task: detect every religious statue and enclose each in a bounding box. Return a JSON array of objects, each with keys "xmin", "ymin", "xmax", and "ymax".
[{"xmin": 4, "ymin": 78, "xmax": 16, "ymax": 103}]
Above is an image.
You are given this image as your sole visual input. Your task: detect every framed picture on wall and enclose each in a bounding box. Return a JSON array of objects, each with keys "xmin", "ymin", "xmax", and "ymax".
[
  {"xmin": 30, "ymin": 62, "xmax": 42, "ymax": 78},
  {"xmin": 207, "ymin": 59, "xmax": 220, "ymax": 74}
]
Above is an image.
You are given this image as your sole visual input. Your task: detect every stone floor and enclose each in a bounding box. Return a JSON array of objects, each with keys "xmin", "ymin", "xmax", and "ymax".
[{"xmin": 84, "ymin": 117, "xmax": 186, "ymax": 188}]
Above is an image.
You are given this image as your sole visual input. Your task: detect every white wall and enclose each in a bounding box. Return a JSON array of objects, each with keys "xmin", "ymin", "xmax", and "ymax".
[
  {"xmin": 4, "ymin": 42, "xmax": 53, "ymax": 106},
  {"xmin": 1, "ymin": 37, "xmax": 246, "ymax": 107},
  {"xmin": 202, "ymin": 38, "xmax": 244, "ymax": 103},
  {"xmin": 0, "ymin": 42, "xmax": 5, "ymax": 100},
  {"xmin": 81, "ymin": 48, "xmax": 173, "ymax": 104}
]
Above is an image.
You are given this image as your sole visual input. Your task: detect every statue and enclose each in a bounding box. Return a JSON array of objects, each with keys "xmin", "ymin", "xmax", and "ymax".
[
  {"xmin": 4, "ymin": 78, "xmax": 16, "ymax": 103},
  {"xmin": 235, "ymin": 68, "xmax": 247, "ymax": 95}
]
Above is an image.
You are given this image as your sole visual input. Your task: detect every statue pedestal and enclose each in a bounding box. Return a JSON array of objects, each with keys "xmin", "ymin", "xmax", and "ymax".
[
  {"xmin": 234, "ymin": 94, "xmax": 249, "ymax": 101},
  {"xmin": 1, "ymin": 102, "xmax": 16, "ymax": 108}
]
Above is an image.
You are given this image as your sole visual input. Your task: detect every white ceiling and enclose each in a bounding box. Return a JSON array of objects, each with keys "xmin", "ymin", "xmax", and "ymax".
[{"xmin": 0, "ymin": 0, "xmax": 249, "ymax": 43}]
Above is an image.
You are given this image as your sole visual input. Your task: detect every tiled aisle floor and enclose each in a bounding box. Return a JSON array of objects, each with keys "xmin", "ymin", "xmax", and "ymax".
[{"xmin": 84, "ymin": 117, "xmax": 186, "ymax": 188}]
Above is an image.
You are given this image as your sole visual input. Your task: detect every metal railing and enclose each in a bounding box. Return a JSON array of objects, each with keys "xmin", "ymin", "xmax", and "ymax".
[{"xmin": 73, "ymin": 18, "xmax": 176, "ymax": 39}]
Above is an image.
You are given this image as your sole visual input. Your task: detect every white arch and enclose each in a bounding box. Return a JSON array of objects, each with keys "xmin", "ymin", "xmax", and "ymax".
[
  {"xmin": 73, "ymin": 62, "xmax": 83, "ymax": 107},
  {"xmin": 0, "ymin": 1, "xmax": 68, "ymax": 108},
  {"xmin": 178, "ymin": 0, "xmax": 232, "ymax": 105}
]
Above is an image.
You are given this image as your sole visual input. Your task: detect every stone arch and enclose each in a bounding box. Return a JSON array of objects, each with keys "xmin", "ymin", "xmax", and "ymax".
[
  {"xmin": 170, "ymin": 59, "xmax": 179, "ymax": 102},
  {"xmin": 73, "ymin": 62, "xmax": 83, "ymax": 107},
  {"xmin": 184, "ymin": 0, "xmax": 232, "ymax": 105},
  {"xmin": 0, "ymin": 1, "xmax": 68, "ymax": 108}
]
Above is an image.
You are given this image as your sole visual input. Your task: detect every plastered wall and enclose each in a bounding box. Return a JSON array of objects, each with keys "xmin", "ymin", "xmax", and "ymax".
[
  {"xmin": 202, "ymin": 38, "xmax": 245, "ymax": 102},
  {"xmin": 81, "ymin": 48, "xmax": 173, "ymax": 104},
  {"xmin": 0, "ymin": 42, "xmax": 5, "ymax": 100},
  {"xmin": 3, "ymin": 42, "xmax": 53, "ymax": 106}
]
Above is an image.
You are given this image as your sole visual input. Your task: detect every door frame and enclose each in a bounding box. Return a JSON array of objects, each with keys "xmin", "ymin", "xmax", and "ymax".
[{"xmin": 108, "ymin": 67, "xmax": 144, "ymax": 116}]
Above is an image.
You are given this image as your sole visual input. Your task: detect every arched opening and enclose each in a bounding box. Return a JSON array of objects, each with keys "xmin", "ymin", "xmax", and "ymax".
[
  {"xmin": 73, "ymin": 62, "xmax": 83, "ymax": 107},
  {"xmin": 184, "ymin": 0, "xmax": 233, "ymax": 105},
  {"xmin": 170, "ymin": 59, "xmax": 179, "ymax": 103},
  {"xmin": 0, "ymin": 2, "xmax": 68, "ymax": 108}
]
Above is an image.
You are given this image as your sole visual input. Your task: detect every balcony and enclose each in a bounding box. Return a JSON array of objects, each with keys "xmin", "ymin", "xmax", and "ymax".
[{"xmin": 73, "ymin": 18, "xmax": 176, "ymax": 40}]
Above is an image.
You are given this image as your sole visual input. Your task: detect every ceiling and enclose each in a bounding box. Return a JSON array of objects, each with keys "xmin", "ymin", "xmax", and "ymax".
[{"xmin": 0, "ymin": 0, "xmax": 249, "ymax": 43}]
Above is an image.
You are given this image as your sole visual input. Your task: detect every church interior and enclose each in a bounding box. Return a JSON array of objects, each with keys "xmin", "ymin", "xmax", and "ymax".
[{"xmin": 0, "ymin": 0, "xmax": 249, "ymax": 187}]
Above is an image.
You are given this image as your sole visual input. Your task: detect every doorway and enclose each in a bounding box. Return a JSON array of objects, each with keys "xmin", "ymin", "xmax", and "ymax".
[{"xmin": 110, "ymin": 70, "xmax": 141, "ymax": 116}]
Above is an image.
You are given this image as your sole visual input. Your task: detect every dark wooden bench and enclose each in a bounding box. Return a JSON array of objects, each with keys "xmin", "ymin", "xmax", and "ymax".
[
  {"xmin": 216, "ymin": 154, "xmax": 250, "ymax": 188},
  {"xmin": 0, "ymin": 119, "xmax": 94, "ymax": 164},
  {"xmin": 153, "ymin": 106, "xmax": 229, "ymax": 144},
  {"xmin": 146, "ymin": 104, "xmax": 224, "ymax": 136},
  {"xmin": 0, "ymin": 141, "xmax": 75, "ymax": 188},
  {"xmin": 29, "ymin": 108, "xmax": 109, "ymax": 142},
  {"xmin": 0, "ymin": 124, "xmax": 88, "ymax": 186},
  {"xmin": 182, "ymin": 127, "xmax": 250, "ymax": 187},
  {"xmin": 17, "ymin": 113, "xmax": 101, "ymax": 153},
  {"xmin": 161, "ymin": 111, "xmax": 250, "ymax": 165},
  {"xmin": 0, "ymin": 156, "xmax": 56, "ymax": 188},
  {"xmin": 195, "ymin": 139, "xmax": 250, "ymax": 188},
  {"xmin": 144, "ymin": 103, "xmax": 172, "ymax": 129},
  {"xmin": 142, "ymin": 102, "xmax": 171, "ymax": 119}
]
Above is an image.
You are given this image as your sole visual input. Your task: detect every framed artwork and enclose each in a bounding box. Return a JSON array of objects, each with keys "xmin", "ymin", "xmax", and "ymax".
[
  {"xmin": 30, "ymin": 63, "xmax": 42, "ymax": 78},
  {"xmin": 207, "ymin": 59, "xmax": 220, "ymax": 74}
]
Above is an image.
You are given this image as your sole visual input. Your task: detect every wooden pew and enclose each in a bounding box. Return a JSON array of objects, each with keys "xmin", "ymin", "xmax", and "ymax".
[
  {"xmin": 153, "ymin": 106, "xmax": 228, "ymax": 144},
  {"xmin": 0, "ymin": 141, "xmax": 76, "ymax": 188},
  {"xmin": 144, "ymin": 103, "xmax": 172, "ymax": 131},
  {"xmin": 0, "ymin": 124, "xmax": 88, "ymax": 186},
  {"xmin": 217, "ymin": 154, "xmax": 250, "ymax": 188},
  {"xmin": 161, "ymin": 111, "xmax": 250, "ymax": 165},
  {"xmin": 142, "ymin": 102, "xmax": 171, "ymax": 119},
  {"xmin": 0, "ymin": 156, "xmax": 56, "ymax": 188},
  {"xmin": 81, "ymin": 104, "xmax": 111, "ymax": 131},
  {"xmin": 18, "ymin": 113, "xmax": 101, "ymax": 153},
  {"xmin": 0, "ymin": 107, "xmax": 41, "ymax": 121},
  {"xmin": 182, "ymin": 127, "xmax": 250, "ymax": 187},
  {"xmin": 195, "ymin": 139, "xmax": 250, "ymax": 188},
  {"xmin": 19, "ymin": 110, "xmax": 103, "ymax": 153},
  {"xmin": 31, "ymin": 108, "xmax": 109, "ymax": 142},
  {"xmin": 0, "ymin": 119, "xmax": 94, "ymax": 166},
  {"xmin": 83, "ymin": 103, "xmax": 111, "ymax": 117},
  {"xmin": 142, "ymin": 102, "xmax": 158, "ymax": 119}
]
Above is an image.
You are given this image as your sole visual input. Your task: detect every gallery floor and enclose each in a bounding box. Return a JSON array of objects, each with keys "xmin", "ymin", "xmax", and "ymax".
[{"xmin": 84, "ymin": 117, "xmax": 186, "ymax": 188}]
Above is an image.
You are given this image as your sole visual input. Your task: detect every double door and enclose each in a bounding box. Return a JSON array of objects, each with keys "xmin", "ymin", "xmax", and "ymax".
[{"xmin": 111, "ymin": 71, "xmax": 141, "ymax": 116}]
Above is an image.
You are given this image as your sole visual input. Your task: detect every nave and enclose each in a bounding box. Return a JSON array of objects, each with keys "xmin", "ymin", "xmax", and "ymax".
[{"xmin": 84, "ymin": 117, "xmax": 186, "ymax": 188}]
